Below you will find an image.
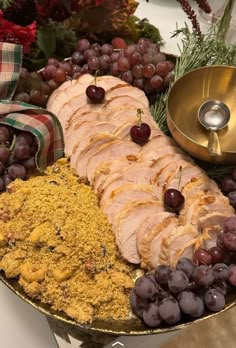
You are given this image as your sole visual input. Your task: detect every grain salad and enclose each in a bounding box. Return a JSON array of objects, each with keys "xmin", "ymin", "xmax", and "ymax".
[{"xmin": 0, "ymin": 158, "xmax": 135, "ymax": 323}]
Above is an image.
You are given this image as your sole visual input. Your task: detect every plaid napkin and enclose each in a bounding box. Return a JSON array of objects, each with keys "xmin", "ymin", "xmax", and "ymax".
[{"xmin": 0, "ymin": 43, "xmax": 64, "ymax": 171}]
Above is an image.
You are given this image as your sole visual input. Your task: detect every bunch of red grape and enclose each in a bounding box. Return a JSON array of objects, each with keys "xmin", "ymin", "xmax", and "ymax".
[
  {"xmin": 131, "ymin": 216, "xmax": 236, "ymax": 329},
  {"xmin": 220, "ymin": 168, "xmax": 236, "ymax": 209},
  {"xmin": 0, "ymin": 125, "xmax": 37, "ymax": 191},
  {"xmin": 13, "ymin": 37, "xmax": 175, "ymax": 107}
]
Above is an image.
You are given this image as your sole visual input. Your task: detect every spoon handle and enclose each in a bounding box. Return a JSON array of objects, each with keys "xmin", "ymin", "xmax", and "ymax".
[{"xmin": 208, "ymin": 129, "xmax": 222, "ymax": 156}]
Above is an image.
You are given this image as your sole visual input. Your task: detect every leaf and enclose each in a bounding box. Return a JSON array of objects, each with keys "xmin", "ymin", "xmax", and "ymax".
[
  {"xmin": 37, "ymin": 26, "xmax": 56, "ymax": 59},
  {"xmin": 0, "ymin": 0, "xmax": 14, "ymax": 9}
]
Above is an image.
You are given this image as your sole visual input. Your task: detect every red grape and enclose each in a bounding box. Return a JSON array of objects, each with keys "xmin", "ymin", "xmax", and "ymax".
[
  {"xmin": 8, "ymin": 164, "xmax": 27, "ymax": 180},
  {"xmin": 155, "ymin": 61, "xmax": 170, "ymax": 77},
  {"xmin": 83, "ymin": 49, "xmax": 96, "ymax": 62},
  {"xmin": 193, "ymin": 248, "xmax": 212, "ymax": 265},
  {"xmin": 112, "ymin": 37, "xmax": 127, "ymax": 49},
  {"xmin": 118, "ymin": 57, "xmax": 130, "ymax": 72},
  {"xmin": 220, "ymin": 176, "xmax": 236, "ymax": 193},
  {"xmin": 76, "ymin": 38, "xmax": 90, "ymax": 53},
  {"xmin": 0, "ymin": 127, "xmax": 10, "ymax": 144},
  {"xmin": 143, "ymin": 64, "xmax": 155, "ymax": 78},
  {"xmin": 101, "ymin": 43, "xmax": 113, "ymax": 55},
  {"xmin": 129, "ymin": 52, "xmax": 142, "ymax": 66},
  {"xmin": 0, "ymin": 146, "xmax": 10, "ymax": 163},
  {"xmin": 209, "ymin": 246, "xmax": 224, "ymax": 264},
  {"xmin": 30, "ymin": 88, "xmax": 45, "ymax": 105},
  {"xmin": 52, "ymin": 68, "xmax": 67, "ymax": 83},
  {"xmin": 131, "ymin": 64, "xmax": 143, "ymax": 78}
]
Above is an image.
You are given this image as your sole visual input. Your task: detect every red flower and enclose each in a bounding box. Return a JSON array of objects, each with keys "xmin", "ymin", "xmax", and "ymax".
[
  {"xmin": 0, "ymin": 10, "xmax": 36, "ymax": 54},
  {"xmin": 36, "ymin": 0, "xmax": 71, "ymax": 21}
]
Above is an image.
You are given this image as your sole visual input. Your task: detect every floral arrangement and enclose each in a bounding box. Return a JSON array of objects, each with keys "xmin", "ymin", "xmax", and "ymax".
[{"xmin": 0, "ymin": 0, "xmax": 162, "ymax": 70}]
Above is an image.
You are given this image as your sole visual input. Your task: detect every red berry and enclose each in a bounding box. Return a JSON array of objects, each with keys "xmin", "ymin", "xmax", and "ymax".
[
  {"xmin": 86, "ymin": 85, "xmax": 105, "ymax": 104},
  {"xmin": 130, "ymin": 123, "xmax": 151, "ymax": 145}
]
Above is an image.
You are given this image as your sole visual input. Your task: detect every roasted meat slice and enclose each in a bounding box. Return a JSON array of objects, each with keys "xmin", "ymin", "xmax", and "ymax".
[{"xmin": 114, "ymin": 200, "xmax": 164, "ymax": 264}]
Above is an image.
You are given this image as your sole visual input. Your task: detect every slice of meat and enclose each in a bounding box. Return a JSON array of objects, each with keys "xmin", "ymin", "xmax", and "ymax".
[
  {"xmin": 182, "ymin": 176, "xmax": 221, "ymax": 199},
  {"xmin": 114, "ymin": 200, "xmax": 164, "ymax": 264},
  {"xmin": 92, "ymin": 159, "xmax": 135, "ymax": 193},
  {"xmin": 136, "ymin": 211, "xmax": 174, "ymax": 253},
  {"xmin": 166, "ymin": 165, "xmax": 206, "ymax": 192},
  {"xmin": 75, "ymin": 138, "xmax": 140, "ymax": 178},
  {"xmin": 102, "ymin": 183, "xmax": 157, "ymax": 223},
  {"xmin": 65, "ymin": 120, "xmax": 115, "ymax": 158},
  {"xmin": 99, "ymin": 163, "xmax": 163, "ymax": 205},
  {"xmin": 47, "ymin": 74, "xmax": 92, "ymax": 113},
  {"xmin": 159, "ymin": 224, "xmax": 199, "ymax": 267},
  {"xmin": 139, "ymin": 215, "xmax": 178, "ymax": 269},
  {"xmin": 141, "ymin": 144, "xmax": 185, "ymax": 165},
  {"xmin": 70, "ymin": 134, "xmax": 118, "ymax": 169}
]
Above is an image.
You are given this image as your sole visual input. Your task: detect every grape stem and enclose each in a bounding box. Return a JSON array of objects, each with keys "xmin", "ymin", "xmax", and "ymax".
[
  {"xmin": 9, "ymin": 134, "xmax": 16, "ymax": 152},
  {"xmin": 137, "ymin": 108, "xmax": 144, "ymax": 127}
]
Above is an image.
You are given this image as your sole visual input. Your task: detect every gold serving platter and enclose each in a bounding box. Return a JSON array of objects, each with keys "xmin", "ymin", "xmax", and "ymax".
[
  {"xmin": 167, "ymin": 65, "xmax": 236, "ymax": 164},
  {"xmin": 1, "ymin": 271, "xmax": 236, "ymax": 335}
]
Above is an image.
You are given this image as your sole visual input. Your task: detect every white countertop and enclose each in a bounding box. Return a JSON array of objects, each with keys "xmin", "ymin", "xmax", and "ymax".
[{"xmin": 1, "ymin": 1, "xmax": 235, "ymax": 348}]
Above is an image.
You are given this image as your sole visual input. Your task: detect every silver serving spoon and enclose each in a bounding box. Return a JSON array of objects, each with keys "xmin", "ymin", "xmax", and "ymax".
[{"xmin": 198, "ymin": 100, "xmax": 230, "ymax": 156}]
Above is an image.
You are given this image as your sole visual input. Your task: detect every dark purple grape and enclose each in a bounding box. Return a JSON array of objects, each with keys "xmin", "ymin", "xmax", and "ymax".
[
  {"xmin": 204, "ymin": 288, "xmax": 225, "ymax": 312},
  {"xmin": 217, "ymin": 232, "xmax": 226, "ymax": 250},
  {"xmin": 168, "ymin": 270, "xmax": 189, "ymax": 293},
  {"xmin": 3, "ymin": 173, "xmax": 12, "ymax": 187},
  {"xmin": 176, "ymin": 258, "xmax": 194, "ymax": 278},
  {"xmin": 86, "ymin": 85, "xmax": 105, "ymax": 104},
  {"xmin": 163, "ymin": 188, "xmax": 185, "ymax": 213},
  {"xmin": 209, "ymin": 246, "xmax": 224, "ymax": 264},
  {"xmin": 130, "ymin": 289, "xmax": 149, "ymax": 318},
  {"xmin": 212, "ymin": 263, "xmax": 229, "ymax": 280},
  {"xmin": 130, "ymin": 123, "xmax": 151, "ymax": 145},
  {"xmin": 0, "ymin": 146, "xmax": 10, "ymax": 163},
  {"xmin": 220, "ymin": 176, "xmax": 236, "ymax": 193},
  {"xmin": 16, "ymin": 132, "xmax": 34, "ymax": 145},
  {"xmin": 8, "ymin": 164, "xmax": 27, "ymax": 180},
  {"xmin": 222, "ymin": 216, "xmax": 236, "ymax": 233},
  {"xmin": 228, "ymin": 191, "xmax": 236, "ymax": 207},
  {"xmin": 76, "ymin": 38, "xmax": 90, "ymax": 53},
  {"xmin": 14, "ymin": 142, "xmax": 31, "ymax": 160},
  {"xmin": 158, "ymin": 297, "xmax": 181, "ymax": 324},
  {"xmin": 178, "ymin": 291, "xmax": 204, "ymax": 318},
  {"xmin": 228, "ymin": 264, "xmax": 236, "ymax": 286},
  {"xmin": 134, "ymin": 275, "xmax": 157, "ymax": 299},
  {"xmin": 193, "ymin": 248, "xmax": 212, "ymax": 265},
  {"xmin": 71, "ymin": 51, "xmax": 84, "ymax": 66},
  {"xmin": 192, "ymin": 265, "xmax": 214, "ymax": 286},
  {"xmin": 223, "ymin": 232, "xmax": 236, "ymax": 251},
  {"xmin": 22, "ymin": 156, "xmax": 36, "ymax": 170},
  {"xmin": 0, "ymin": 177, "xmax": 5, "ymax": 191},
  {"xmin": 232, "ymin": 168, "xmax": 236, "ymax": 181},
  {"xmin": 155, "ymin": 265, "xmax": 173, "ymax": 285},
  {"xmin": 143, "ymin": 303, "xmax": 162, "ymax": 328},
  {"xmin": 0, "ymin": 127, "xmax": 10, "ymax": 143},
  {"xmin": 211, "ymin": 280, "xmax": 227, "ymax": 295},
  {"xmin": 0, "ymin": 162, "xmax": 4, "ymax": 175}
]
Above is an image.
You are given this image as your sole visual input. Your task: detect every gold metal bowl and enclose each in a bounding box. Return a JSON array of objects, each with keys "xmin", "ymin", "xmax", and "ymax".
[{"xmin": 167, "ymin": 65, "xmax": 236, "ymax": 164}]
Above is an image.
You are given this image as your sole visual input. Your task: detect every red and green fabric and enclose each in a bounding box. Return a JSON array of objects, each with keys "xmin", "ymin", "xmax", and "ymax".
[{"xmin": 0, "ymin": 42, "xmax": 64, "ymax": 171}]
